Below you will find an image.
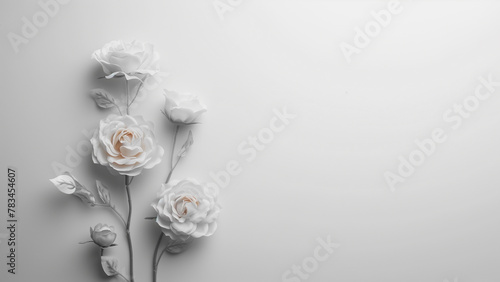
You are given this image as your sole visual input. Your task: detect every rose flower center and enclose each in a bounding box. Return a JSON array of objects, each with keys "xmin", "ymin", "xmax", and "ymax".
[
  {"xmin": 112, "ymin": 128, "xmax": 143, "ymax": 157},
  {"xmin": 174, "ymin": 195, "xmax": 199, "ymax": 216}
]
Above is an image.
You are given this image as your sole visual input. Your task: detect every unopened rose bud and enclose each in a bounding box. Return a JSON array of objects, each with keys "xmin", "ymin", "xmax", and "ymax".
[
  {"xmin": 161, "ymin": 90, "xmax": 207, "ymax": 125},
  {"xmin": 90, "ymin": 224, "xmax": 116, "ymax": 248},
  {"xmin": 50, "ymin": 172, "xmax": 97, "ymax": 206}
]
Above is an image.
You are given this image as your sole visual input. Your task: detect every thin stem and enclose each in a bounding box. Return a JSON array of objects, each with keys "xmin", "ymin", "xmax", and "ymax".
[
  {"xmin": 118, "ymin": 272, "xmax": 131, "ymax": 282},
  {"xmin": 94, "ymin": 204, "xmax": 126, "ymax": 227},
  {"xmin": 114, "ymin": 103, "xmax": 123, "ymax": 116},
  {"xmin": 128, "ymin": 77, "xmax": 144, "ymax": 108},
  {"xmin": 156, "ymin": 248, "xmax": 167, "ymax": 266},
  {"xmin": 155, "ymin": 238, "xmax": 187, "ymax": 266},
  {"xmin": 156, "ymin": 238, "xmax": 190, "ymax": 265},
  {"xmin": 165, "ymin": 125, "xmax": 180, "ymax": 184},
  {"xmin": 152, "ymin": 233, "xmax": 164, "ymax": 282},
  {"xmin": 125, "ymin": 175, "xmax": 135, "ymax": 282},
  {"xmin": 110, "ymin": 205, "xmax": 127, "ymax": 227},
  {"xmin": 125, "ymin": 78, "xmax": 130, "ymax": 115},
  {"xmin": 165, "ymin": 158, "xmax": 180, "ymax": 184},
  {"xmin": 170, "ymin": 125, "xmax": 179, "ymax": 168}
]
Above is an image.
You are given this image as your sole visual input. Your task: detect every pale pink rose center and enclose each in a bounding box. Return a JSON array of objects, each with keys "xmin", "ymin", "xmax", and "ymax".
[
  {"xmin": 112, "ymin": 128, "xmax": 143, "ymax": 157},
  {"xmin": 174, "ymin": 195, "xmax": 199, "ymax": 217}
]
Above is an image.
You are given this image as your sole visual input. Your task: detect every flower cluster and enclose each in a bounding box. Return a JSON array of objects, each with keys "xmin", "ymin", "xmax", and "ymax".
[{"xmin": 49, "ymin": 40, "xmax": 221, "ymax": 282}]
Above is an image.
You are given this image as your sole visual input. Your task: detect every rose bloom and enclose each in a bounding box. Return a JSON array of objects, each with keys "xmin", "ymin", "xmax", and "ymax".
[
  {"xmin": 90, "ymin": 224, "xmax": 116, "ymax": 248},
  {"xmin": 92, "ymin": 40, "xmax": 160, "ymax": 80},
  {"xmin": 91, "ymin": 115, "xmax": 164, "ymax": 176},
  {"xmin": 152, "ymin": 179, "xmax": 221, "ymax": 241},
  {"xmin": 162, "ymin": 90, "xmax": 207, "ymax": 125}
]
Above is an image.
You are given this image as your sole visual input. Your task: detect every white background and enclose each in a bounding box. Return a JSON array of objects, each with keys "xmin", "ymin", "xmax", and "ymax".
[{"xmin": 2, "ymin": 1, "xmax": 500, "ymax": 281}]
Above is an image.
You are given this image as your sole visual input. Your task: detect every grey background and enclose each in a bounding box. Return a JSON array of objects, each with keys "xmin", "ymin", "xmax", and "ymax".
[{"xmin": 1, "ymin": 0, "xmax": 500, "ymax": 281}]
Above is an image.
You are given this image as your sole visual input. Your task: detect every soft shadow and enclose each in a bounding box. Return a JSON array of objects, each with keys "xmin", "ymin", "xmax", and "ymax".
[{"xmin": 81, "ymin": 243, "xmax": 109, "ymax": 280}]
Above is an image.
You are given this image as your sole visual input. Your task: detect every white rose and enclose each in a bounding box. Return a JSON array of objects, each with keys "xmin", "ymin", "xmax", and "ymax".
[
  {"xmin": 152, "ymin": 179, "xmax": 221, "ymax": 241},
  {"xmin": 161, "ymin": 90, "xmax": 207, "ymax": 125},
  {"xmin": 92, "ymin": 40, "xmax": 160, "ymax": 80},
  {"xmin": 91, "ymin": 114, "xmax": 164, "ymax": 176}
]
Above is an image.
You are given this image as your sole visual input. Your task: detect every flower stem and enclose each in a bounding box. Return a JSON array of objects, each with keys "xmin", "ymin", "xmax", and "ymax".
[
  {"xmin": 125, "ymin": 176, "xmax": 135, "ymax": 282},
  {"xmin": 156, "ymin": 247, "xmax": 168, "ymax": 266},
  {"xmin": 115, "ymin": 103, "xmax": 123, "ymax": 116},
  {"xmin": 165, "ymin": 125, "xmax": 180, "ymax": 184},
  {"xmin": 165, "ymin": 158, "xmax": 180, "ymax": 184},
  {"xmin": 170, "ymin": 125, "xmax": 179, "ymax": 168},
  {"xmin": 95, "ymin": 204, "xmax": 127, "ymax": 227},
  {"xmin": 128, "ymin": 77, "xmax": 144, "ymax": 108},
  {"xmin": 118, "ymin": 272, "xmax": 131, "ymax": 282},
  {"xmin": 152, "ymin": 233, "xmax": 164, "ymax": 282},
  {"xmin": 125, "ymin": 79, "xmax": 130, "ymax": 115}
]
